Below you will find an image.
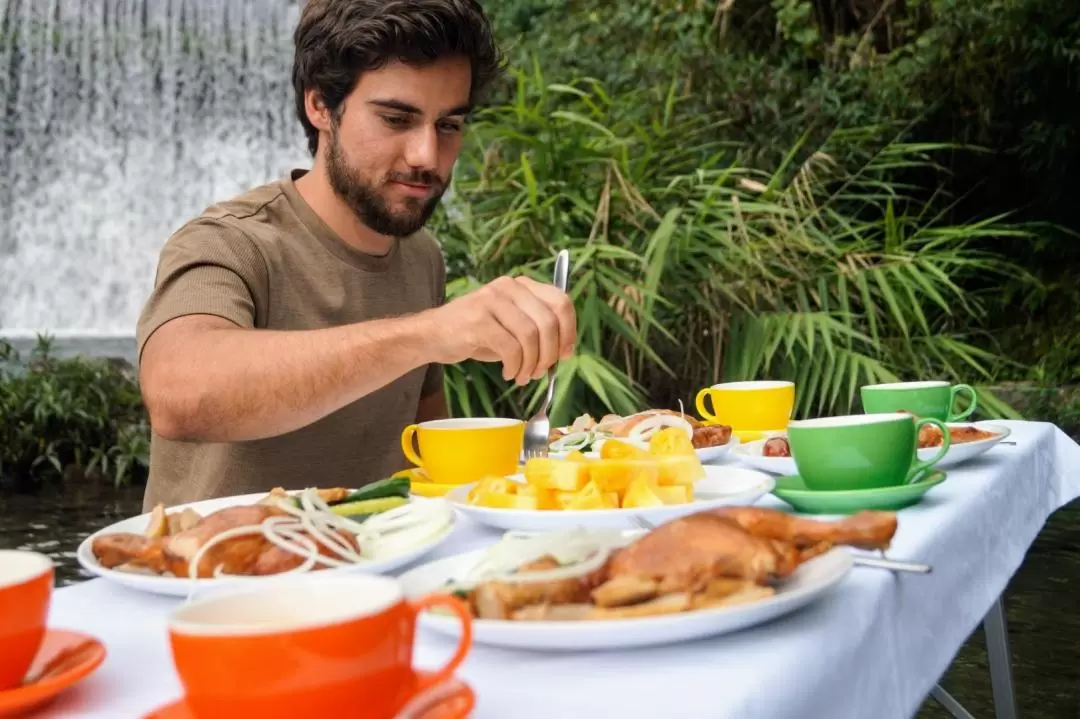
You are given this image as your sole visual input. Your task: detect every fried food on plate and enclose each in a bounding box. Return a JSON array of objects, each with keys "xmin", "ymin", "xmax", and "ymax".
[
  {"xmin": 549, "ymin": 409, "xmax": 733, "ymax": 453},
  {"xmin": 451, "ymin": 506, "xmax": 898, "ymax": 621},
  {"xmin": 89, "ymin": 477, "xmax": 453, "ymax": 581}
]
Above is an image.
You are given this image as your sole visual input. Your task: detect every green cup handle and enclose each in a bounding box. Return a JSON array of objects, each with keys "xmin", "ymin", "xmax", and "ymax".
[
  {"xmin": 948, "ymin": 384, "xmax": 978, "ymax": 422},
  {"xmin": 907, "ymin": 418, "xmax": 951, "ymax": 484}
]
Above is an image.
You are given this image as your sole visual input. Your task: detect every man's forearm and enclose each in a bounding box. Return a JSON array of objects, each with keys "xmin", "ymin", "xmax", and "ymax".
[{"xmin": 141, "ymin": 314, "xmax": 434, "ymax": 442}]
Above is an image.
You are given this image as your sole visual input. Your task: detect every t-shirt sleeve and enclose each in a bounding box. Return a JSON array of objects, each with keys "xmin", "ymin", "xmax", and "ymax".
[
  {"xmin": 419, "ymin": 235, "xmax": 448, "ymax": 399},
  {"xmin": 136, "ymin": 219, "xmax": 268, "ymax": 363}
]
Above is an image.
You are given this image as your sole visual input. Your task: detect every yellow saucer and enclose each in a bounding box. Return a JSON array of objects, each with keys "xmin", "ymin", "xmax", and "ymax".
[{"xmin": 394, "ymin": 468, "xmax": 468, "ymax": 498}]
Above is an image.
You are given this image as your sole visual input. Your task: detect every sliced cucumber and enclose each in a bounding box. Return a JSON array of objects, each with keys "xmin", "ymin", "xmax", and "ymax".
[
  {"xmin": 330, "ymin": 496, "xmax": 408, "ymax": 518},
  {"xmin": 336, "ymin": 476, "xmax": 411, "ymax": 505}
]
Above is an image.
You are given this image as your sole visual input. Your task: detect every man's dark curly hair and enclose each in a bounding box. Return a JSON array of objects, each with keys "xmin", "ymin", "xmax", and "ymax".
[{"xmin": 292, "ymin": 0, "xmax": 504, "ymax": 156}]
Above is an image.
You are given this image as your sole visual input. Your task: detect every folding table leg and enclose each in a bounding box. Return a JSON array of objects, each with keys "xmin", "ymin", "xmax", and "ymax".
[
  {"xmin": 983, "ymin": 596, "xmax": 1019, "ymax": 719},
  {"xmin": 931, "ymin": 685, "xmax": 977, "ymax": 719}
]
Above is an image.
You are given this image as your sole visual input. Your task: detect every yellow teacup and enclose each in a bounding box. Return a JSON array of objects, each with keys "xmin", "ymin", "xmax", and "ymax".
[
  {"xmin": 400, "ymin": 418, "xmax": 524, "ymax": 485},
  {"xmin": 695, "ymin": 381, "xmax": 795, "ymax": 436}
]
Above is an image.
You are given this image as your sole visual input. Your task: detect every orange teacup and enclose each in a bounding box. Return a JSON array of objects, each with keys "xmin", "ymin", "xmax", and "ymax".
[
  {"xmin": 167, "ymin": 574, "xmax": 473, "ymax": 719},
  {"xmin": 0, "ymin": 550, "xmax": 54, "ymax": 690}
]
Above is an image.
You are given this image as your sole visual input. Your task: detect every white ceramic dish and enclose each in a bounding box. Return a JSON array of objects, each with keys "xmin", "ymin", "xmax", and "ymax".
[
  {"xmin": 549, "ymin": 435, "xmax": 740, "ymax": 465},
  {"xmin": 445, "ymin": 465, "xmax": 774, "ymax": 532},
  {"xmin": 400, "ymin": 546, "xmax": 852, "ymax": 651},
  {"xmin": 76, "ymin": 492, "xmax": 457, "ymax": 598},
  {"xmin": 731, "ymin": 423, "xmax": 1012, "ymax": 475},
  {"xmin": 921, "ymin": 423, "xmax": 1011, "ymax": 468}
]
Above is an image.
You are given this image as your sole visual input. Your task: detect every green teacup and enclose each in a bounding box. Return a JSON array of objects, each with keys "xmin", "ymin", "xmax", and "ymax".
[
  {"xmin": 787, "ymin": 413, "xmax": 951, "ymax": 491},
  {"xmin": 860, "ymin": 381, "xmax": 977, "ymax": 422}
]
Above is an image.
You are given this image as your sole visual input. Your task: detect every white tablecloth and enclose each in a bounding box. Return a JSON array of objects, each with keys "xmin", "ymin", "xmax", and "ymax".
[{"xmin": 36, "ymin": 421, "xmax": 1080, "ymax": 719}]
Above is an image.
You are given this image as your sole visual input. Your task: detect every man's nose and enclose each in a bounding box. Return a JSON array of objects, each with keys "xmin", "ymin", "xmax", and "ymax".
[{"xmin": 404, "ymin": 126, "xmax": 438, "ymax": 170}]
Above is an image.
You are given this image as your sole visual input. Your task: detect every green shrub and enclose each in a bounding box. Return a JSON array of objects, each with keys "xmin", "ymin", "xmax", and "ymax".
[
  {"xmin": 0, "ymin": 337, "xmax": 150, "ymax": 489},
  {"xmin": 432, "ymin": 70, "xmax": 1031, "ymax": 425}
]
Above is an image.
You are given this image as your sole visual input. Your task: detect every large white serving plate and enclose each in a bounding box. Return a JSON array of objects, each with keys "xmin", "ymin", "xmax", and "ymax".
[
  {"xmin": 445, "ymin": 465, "xmax": 774, "ymax": 532},
  {"xmin": 731, "ymin": 423, "xmax": 1012, "ymax": 475},
  {"xmin": 77, "ymin": 492, "xmax": 457, "ymax": 598},
  {"xmin": 549, "ymin": 435, "xmax": 739, "ymax": 465},
  {"xmin": 399, "ymin": 546, "xmax": 852, "ymax": 651}
]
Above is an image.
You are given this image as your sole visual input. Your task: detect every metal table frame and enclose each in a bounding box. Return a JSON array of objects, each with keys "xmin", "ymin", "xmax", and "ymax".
[{"xmin": 930, "ymin": 596, "xmax": 1018, "ymax": 719}]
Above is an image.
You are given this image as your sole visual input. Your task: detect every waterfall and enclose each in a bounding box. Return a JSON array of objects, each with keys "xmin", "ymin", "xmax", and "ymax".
[{"xmin": 0, "ymin": 0, "xmax": 307, "ymax": 337}]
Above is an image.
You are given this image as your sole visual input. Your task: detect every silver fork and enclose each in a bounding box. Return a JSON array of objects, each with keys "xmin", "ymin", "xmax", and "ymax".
[
  {"xmin": 521, "ymin": 249, "xmax": 571, "ymax": 460},
  {"xmin": 628, "ymin": 515, "xmax": 932, "ymax": 574}
]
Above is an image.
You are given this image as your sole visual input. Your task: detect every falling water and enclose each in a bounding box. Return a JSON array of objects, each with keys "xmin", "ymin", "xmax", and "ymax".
[{"xmin": 0, "ymin": 0, "xmax": 306, "ymax": 337}]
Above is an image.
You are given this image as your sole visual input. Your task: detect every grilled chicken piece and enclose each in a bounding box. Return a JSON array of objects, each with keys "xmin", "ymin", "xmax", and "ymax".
[
  {"xmin": 91, "ymin": 504, "xmax": 360, "ymax": 578},
  {"xmin": 598, "ymin": 508, "xmax": 897, "ymax": 597},
  {"xmin": 470, "ymin": 556, "xmax": 599, "ymax": 619},
  {"xmin": 708, "ymin": 507, "xmax": 897, "ymax": 551},
  {"xmin": 91, "ymin": 533, "xmax": 169, "ymax": 573},
  {"xmin": 691, "ymin": 425, "xmax": 732, "ymax": 448},
  {"xmin": 603, "ymin": 513, "xmax": 802, "ymax": 593}
]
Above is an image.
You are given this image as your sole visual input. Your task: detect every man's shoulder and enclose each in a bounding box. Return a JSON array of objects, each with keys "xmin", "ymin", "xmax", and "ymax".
[
  {"xmin": 404, "ymin": 228, "xmax": 446, "ymax": 271},
  {"xmin": 196, "ymin": 178, "xmax": 291, "ymax": 233},
  {"xmin": 164, "ymin": 178, "xmax": 293, "ymax": 251}
]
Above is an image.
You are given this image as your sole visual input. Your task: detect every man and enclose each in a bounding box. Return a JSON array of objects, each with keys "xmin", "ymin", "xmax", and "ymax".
[{"xmin": 135, "ymin": 0, "xmax": 576, "ymax": 510}]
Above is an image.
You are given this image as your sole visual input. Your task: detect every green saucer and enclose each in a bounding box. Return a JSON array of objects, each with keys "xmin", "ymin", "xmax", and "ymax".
[{"xmin": 771, "ymin": 470, "xmax": 946, "ymax": 514}]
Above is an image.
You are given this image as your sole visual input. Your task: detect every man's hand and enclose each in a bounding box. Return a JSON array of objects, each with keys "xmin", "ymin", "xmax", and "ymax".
[{"xmin": 424, "ymin": 276, "xmax": 577, "ymax": 385}]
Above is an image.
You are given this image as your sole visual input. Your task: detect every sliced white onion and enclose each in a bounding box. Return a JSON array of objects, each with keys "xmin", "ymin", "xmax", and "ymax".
[
  {"xmin": 626, "ymin": 414, "xmax": 694, "ymax": 443},
  {"xmin": 550, "ymin": 431, "xmax": 593, "ymax": 452},
  {"xmin": 182, "ymin": 489, "xmax": 455, "ymax": 601},
  {"xmin": 445, "ymin": 528, "xmax": 631, "ymax": 592}
]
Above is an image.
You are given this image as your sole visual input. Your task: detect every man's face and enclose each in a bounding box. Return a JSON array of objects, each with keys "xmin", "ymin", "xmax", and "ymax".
[{"xmin": 320, "ymin": 56, "xmax": 471, "ymax": 238}]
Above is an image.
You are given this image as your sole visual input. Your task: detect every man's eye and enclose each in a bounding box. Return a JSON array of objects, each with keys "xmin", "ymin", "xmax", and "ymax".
[
  {"xmin": 381, "ymin": 115, "xmax": 410, "ymax": 128},
  {"xmin": 437, "ymin": 121, "xmax": 463, "ymax": 135}
]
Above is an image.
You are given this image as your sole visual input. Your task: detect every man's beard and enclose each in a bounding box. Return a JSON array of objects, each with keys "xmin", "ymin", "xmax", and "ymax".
[{"xmin": 325, "ymin": 129, "xmax": 446, "ymax": 238}]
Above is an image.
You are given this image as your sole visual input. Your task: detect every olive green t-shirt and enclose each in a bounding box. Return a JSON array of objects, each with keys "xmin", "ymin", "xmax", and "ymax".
[{"xmin": 136, "ymin": 169, "xmax": 445, "ymax": 510}]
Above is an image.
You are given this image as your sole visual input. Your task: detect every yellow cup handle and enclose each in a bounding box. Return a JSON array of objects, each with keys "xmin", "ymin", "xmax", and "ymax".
[
  {"xmin": 695, "ymin": 388, "xmax": 718, "ymax": 423},
  {"xmin": 400, "ymin": 424, "xmax": 424, "ymax": 468}
]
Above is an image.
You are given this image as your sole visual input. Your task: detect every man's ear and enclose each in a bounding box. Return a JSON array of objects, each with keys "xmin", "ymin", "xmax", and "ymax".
[{"xmin": 305, "ymin": 89, "xmax": 332, "ymax": 132}]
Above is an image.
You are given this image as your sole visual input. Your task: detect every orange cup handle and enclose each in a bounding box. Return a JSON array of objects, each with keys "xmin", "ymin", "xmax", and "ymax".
[
  {"xmin": 411, "ymin": 594, "xmax": 473, "ymax": 693},
  {"xmin": 695, "ymin": 388, "xmax": 717, "ymax": 423},
  {"xmin": 401, "ymin": 424, "xmax": 424, "ymax": 468}
]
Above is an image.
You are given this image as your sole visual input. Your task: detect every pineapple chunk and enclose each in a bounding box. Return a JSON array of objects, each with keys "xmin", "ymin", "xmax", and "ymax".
[
  {"xmin": 654, "ymin": 485, "xmax": 691, "ymax": 505},
  {"xmin": 475, "ymin": 490, "xmax": 525, "ymax": 509},
  {"xmin": 523, "ymin": 458, "xmax": 555, "ymax": 486},
  {"xmin": 535, "ymin": 489, "xmax": 562, "ymax": 510},
  {"xmin": 599, "ymin": 438, "xmax": 649, "ymax": 460},
  {"xmin": 564, "ymin": 481, "xmax": 606, "ymax": 511},
  {"xmin": 565, "ymin": 450, "xmax": 592, "ymax": 463},
  {"xmin": 591, "ymin": 459, "xmax": 659, "ymax": 493},
  {"xmin": 656, "ymin": 454, "xmax": 705, "ymax": 486},
  {"xmin": 467, "ymin": 476, "xmax": 517, "ymax": 503},
  {"xmin": 530, "ymin": 460, "xmax": 589, "ymax": 492},
  {"xmin": 601, "ymin": 492, "xmax": 621, "ymax": 509},
  {"xmin": 621, "ymin": 475, "xmax": 665, "ymax": 508},
  {"xmin": 648, "ymin": 427, "xmax": 697, "ymax": 457}
]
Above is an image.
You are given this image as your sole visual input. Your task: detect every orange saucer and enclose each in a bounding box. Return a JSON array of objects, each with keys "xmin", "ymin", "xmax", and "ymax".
[
  {"xmin": 0, "ymin": 629, "xmax": 106, "ymax": 718},
  {"xmin": 144, "ymin": 671, "xmax": 475, "ymax": 719}
]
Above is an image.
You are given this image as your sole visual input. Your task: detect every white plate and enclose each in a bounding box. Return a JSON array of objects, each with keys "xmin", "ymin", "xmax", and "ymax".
[
  {"xmin": 918, "ymin": 423, "xmax": 1011, "ymax": 468},
  {"xmin": 730, "ymin": 435, "xmax": 797, "ymax": 476},
  {"xmin": 445, "ymin": 465, "xmax": 774, "ymax": 532},
  {"xmin": 550, "ymin": 435, "xmax": 740, "ymax": 464},
  {"xmin": 76, "ymin": 492, "xmax": 457, "ymax": 598},
  {"xmin": 732, "ymin": 423, "xmax": 1013, "ymax": 475},
  {"xmin": 400, "ymin": 546, "xmax": 852, "ymax": 651}
]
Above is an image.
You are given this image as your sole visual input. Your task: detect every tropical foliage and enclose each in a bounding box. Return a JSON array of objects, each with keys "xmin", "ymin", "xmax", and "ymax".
[{"xmin": 433, "ymin": 69, "xmax": 1030, "ymax": 426}]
